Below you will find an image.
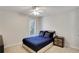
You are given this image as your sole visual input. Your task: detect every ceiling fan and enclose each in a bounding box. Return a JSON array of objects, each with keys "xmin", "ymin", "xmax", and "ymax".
[{"xmin": 29, "ymin": 6, "xmax": 45, "ymax": 16}]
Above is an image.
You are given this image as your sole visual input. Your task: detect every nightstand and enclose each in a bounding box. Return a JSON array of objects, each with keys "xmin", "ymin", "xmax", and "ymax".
[{"xmin": 53, "ymin": 35, "xmax": 64, "ymax": 48}]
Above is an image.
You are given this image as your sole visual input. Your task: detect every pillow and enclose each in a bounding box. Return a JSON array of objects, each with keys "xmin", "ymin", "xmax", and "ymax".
[
  {"xmin": 39, "ymin": 31, "xmax": 45, "ymax": 37},
  {"xmin": 44, "ymin": 32, "xmax": 50, "ymax": 38}
]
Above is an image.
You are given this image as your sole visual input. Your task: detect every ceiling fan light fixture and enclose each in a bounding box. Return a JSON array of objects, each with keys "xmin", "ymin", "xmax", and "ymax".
[{"xmin": 30, "ymin": 6, "xmax": 43, "ymax": 16}]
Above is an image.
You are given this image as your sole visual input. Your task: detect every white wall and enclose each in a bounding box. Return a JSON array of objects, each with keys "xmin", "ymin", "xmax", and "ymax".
[
  {"xmin": 0, "ymin": 11, "xmax": 29, "ymax": 48},
  {"xmin": 71, "ymin": 8, "xmax": 79, "ymax": 48},
  {"xmin": 42, "ymin": 9, "xmax": 79, "ymax": 48}
]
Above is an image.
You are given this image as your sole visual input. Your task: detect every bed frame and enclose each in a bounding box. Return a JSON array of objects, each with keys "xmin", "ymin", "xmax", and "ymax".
[{"xmin": 22, "ymin": 42, "xmax": 53, "ymax": 53}]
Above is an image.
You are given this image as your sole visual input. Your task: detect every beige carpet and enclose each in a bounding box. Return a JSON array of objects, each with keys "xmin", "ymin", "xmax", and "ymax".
[{"xmin": 4, "ymin": 44, "xmax": 79, "ymax": 53}]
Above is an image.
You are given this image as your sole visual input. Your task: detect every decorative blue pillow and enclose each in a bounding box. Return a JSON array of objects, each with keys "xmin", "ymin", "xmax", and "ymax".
[
  {"xmin": 44, "ymin": 32, "xmax": 50, "ymax": 38},
  {"xmin": 39, "ymin": 31, "xmax": 44, "ymax": 37}
]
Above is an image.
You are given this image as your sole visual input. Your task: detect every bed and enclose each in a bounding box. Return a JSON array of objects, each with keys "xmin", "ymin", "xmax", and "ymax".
[{"xmin": 22, "ymin": 31, "xmax": 56, "ymax": 53}]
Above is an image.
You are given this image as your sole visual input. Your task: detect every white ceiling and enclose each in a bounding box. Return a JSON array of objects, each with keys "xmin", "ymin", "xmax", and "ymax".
[{"xmin": 0, "ymin": 6, "xmax": 78, "ymax": 16}]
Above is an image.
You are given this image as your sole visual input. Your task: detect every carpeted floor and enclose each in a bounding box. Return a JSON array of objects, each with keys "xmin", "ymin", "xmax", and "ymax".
[{"xmin": 4, "ymin": 44, "xmax": 79, "ymax": 53}]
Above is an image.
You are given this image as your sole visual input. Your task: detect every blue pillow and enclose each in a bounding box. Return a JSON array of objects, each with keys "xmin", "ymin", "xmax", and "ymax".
[
  {"xmin": 44, "ymin": 32, "xmax": 50, "ymax": 38},
  {"xmin": 39, "ymin": 31, "xmax": 44, "ymax": 37}
]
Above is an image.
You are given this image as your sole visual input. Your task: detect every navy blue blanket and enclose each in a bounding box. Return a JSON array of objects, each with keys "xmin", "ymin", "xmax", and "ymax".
[{"xmin": 23, "ymin": 36, "xmax": 53, "ymax": 52}]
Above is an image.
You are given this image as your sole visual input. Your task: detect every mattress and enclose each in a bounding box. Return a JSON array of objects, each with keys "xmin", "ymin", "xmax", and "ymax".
[{"xmin": 23, "ymin": 36, "xmax": 53, "ymax": 52}]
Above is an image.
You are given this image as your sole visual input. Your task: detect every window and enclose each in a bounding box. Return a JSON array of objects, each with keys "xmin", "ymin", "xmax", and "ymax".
[
  {"xmin": 29, "ymin": 19, "xmax": 36, "ymax": 35},
  {"xmin": 29, "ymin": 16, "xmax": 42, "ymax": 35}
]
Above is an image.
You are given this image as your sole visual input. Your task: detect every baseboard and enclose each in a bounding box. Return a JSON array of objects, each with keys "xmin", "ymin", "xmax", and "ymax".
[
  {"xmin": 69, "ymin": 46, "xmax": 79, "ymax": 51},
  {"xmin": 4, "ymin": 42, "xmax": 22, "ymax": 49}
]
